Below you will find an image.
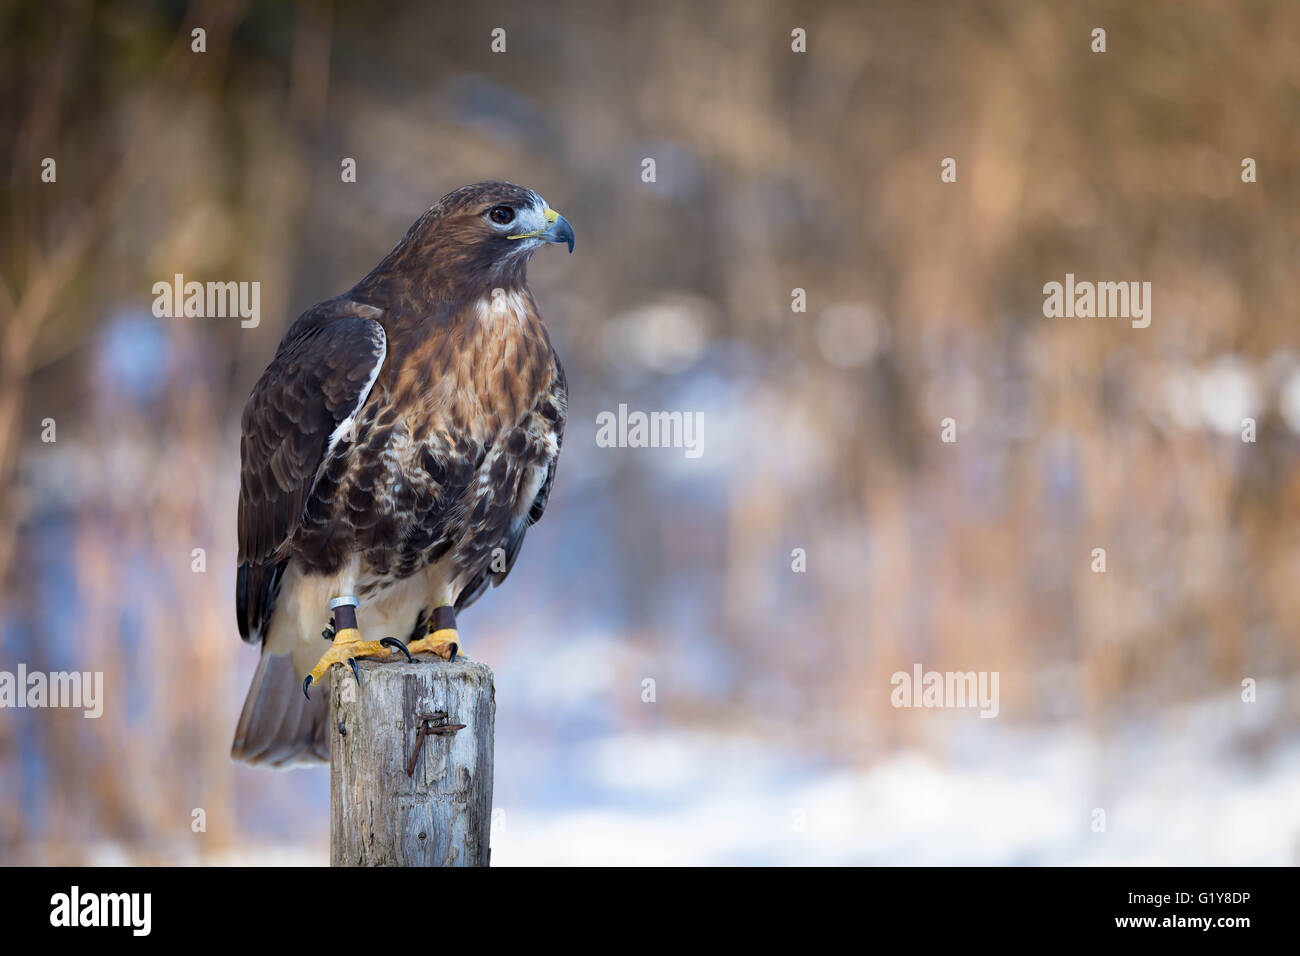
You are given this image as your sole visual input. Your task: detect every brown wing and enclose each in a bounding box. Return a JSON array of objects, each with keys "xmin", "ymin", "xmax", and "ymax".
[
  {"xmin": 235, "ymin": 297, "xmax": 387, "ymax": 643},
  {"xmin": 524, "ymin": 358, "xmax": 567, "ymax": 526}
]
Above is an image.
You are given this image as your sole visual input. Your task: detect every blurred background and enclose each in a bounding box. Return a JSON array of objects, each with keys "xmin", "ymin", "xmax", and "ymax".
[{"xmin": 2, "ymin": 0, "xmax": 1299, "ymax": 865}]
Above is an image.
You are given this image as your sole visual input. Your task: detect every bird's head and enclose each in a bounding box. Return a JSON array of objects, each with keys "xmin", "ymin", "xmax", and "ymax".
[
  {"xmin": 445, "ymin": 181, "xmax": 573, "ymax": 253},
  {"xmin": 380, "ymin": 181, "xmax": 574, "ymax": 299}
]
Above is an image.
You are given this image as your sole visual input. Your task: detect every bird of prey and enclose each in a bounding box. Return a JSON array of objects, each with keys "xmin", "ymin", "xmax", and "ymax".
[{"xmin": 231, "ymin": 182, "xmax": 572, "ymax": 766}]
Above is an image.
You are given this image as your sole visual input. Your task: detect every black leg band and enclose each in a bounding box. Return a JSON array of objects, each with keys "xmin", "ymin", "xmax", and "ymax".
[
  {"xmin": 332, "ymin": 604, "xmax": 358, "ymax": 631},
  {"xmin": 429, "ymin": 605, "xmax": 456, "ymax": 632}
]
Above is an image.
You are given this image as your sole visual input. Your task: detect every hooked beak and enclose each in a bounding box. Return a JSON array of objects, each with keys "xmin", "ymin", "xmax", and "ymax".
[{"xmin": 509, "ymin": 207, "xmax": 575, "ymax": 253}]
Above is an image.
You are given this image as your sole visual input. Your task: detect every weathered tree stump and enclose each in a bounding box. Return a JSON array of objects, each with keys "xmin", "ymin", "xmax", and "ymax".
[{"xmin": 329, "ymin": 657, "xmax": 495, "ymax": 866}]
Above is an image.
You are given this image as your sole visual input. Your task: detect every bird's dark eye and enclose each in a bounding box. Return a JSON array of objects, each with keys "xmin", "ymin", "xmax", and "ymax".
[{"xmin": 488, "ymin": 205, "xmax": 515, "ymax": 225}]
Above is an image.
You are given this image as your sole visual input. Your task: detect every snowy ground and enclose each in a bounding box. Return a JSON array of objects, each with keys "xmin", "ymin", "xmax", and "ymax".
[{"xmin": 487, "ymin": 687, "xmax": 1300, "ymax": 866}]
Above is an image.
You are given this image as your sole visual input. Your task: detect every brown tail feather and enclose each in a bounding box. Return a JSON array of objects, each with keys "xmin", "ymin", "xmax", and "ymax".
[{"xmin": 231, "ymin": 652, "xmax": 329, "ymax": 767}]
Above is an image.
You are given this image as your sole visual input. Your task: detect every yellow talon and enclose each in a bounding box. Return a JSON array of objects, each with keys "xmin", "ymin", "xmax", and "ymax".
[
  {"xmin": 304, "ymin": 627, "xmax": 393, "ymax": 694},
  {"xmin": 407, "ymin": 627, "xmax": 462, "ymax": 661}
]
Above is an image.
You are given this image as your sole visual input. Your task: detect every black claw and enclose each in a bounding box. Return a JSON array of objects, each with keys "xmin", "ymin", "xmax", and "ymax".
[
  {"xmin": 381, "ymin": 636, "xmax": 414, "ymax": 662},
  {"xmin": 348, "ymin": 658, "xmax": 361, "ymax": 685},
  {"xmin": 449, "ymin": 643, "xmax": 459, "ymax": 660},
  {"xmin": 303, "ymin": 675, "xmax": 313, "ymax": 700}
]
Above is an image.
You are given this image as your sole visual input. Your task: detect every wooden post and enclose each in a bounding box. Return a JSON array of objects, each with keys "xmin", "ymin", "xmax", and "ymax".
[{"xmin": 329, "ymin": 657, "xmax": 495, "ymax": 866}]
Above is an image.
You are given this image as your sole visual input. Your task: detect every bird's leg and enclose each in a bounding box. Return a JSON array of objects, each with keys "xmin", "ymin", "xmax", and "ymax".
[
  {"xmin": 303, "ymin": 596, "xmax": 394, "ymax": 699},
  {"xmin": 406, "ymin": 605, "xmax": 461, "ymax": 660}
]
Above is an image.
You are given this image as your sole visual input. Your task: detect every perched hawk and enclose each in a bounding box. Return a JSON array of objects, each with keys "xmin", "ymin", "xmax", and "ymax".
[{"xmin": 231, "ymin": 182, "xmax": 572, "ymax": 766}]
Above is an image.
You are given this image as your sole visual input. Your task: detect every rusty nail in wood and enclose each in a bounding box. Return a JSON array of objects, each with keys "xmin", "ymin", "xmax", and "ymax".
[
  {"xmin": 406, "ymin": 726, "xmax": 427, "ymax": 777},
  {"xmin": 406, "ymin": 711, "xmax": 463, "ymax": 776}
]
